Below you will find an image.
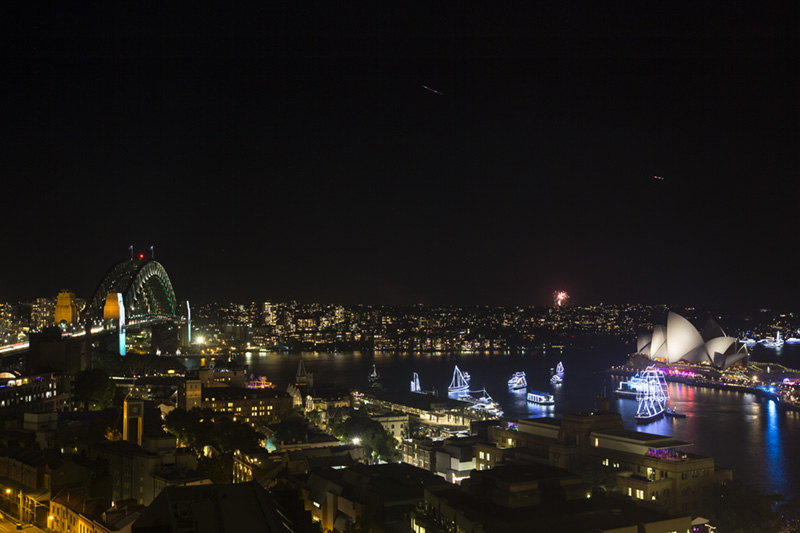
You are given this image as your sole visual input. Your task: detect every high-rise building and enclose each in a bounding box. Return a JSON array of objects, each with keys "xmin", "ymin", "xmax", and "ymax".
[
  {"xmin": 31, "ymin": 298, "xmax": 54, "ymax": 330},
  {"xmin": 263, "ymin": 301, "xmax": 275, "ymax": 326}
]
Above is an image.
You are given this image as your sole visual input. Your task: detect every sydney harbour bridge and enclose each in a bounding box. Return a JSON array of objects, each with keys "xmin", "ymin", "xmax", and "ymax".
[
  {"xmin": 1, "ymin": 255, "xmax": 190, "ymax": 360},
  {"xmin": 83, "ymin": 256, "xmax": 190, "ymax": 355}
]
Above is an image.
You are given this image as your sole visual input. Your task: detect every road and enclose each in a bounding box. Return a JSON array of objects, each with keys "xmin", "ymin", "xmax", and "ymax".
[{"xmin": 0, "ymin": 513, "xmax": 45, "ymax": 533}]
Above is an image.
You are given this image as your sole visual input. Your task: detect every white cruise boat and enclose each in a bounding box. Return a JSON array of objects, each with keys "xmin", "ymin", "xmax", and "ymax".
[
  {"xmin": 527, "ymin": 390, "xmax": 555, "ymax": 405},
  {"xmin": 759, "ymin": 332, "xmax": 784, "ymax": 348}
]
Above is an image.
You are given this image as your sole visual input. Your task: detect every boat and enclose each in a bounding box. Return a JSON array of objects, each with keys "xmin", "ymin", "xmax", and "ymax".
[
  {"xmin": 739, "ymin": 337, "xmax": 757, "ymax": 346},
  {"xmin": 550, "ymin": 361, "xmax": 564, "ymax": 384},
  {"xmin": 410, "ymin": 372, "xmax": 437, "ymax": 396},
  {"xmin": 448, "ymin": 365, "xmax": 470, "ymax": 393},
  {"xmin": 411, "ymin": 372, "xmax": 421, "ymax": 393},
  {"xmin": 459, "ymin": 388, "xmax": 504, "ymax": 418},
  {"xmin": 614, "ymin": 373, "xmax": 643, "ymax": 399},
  {"xmin": 759, "ymin": 331, "xmax": 784, "ymax": 348},
  {"xmin": 247, "ymin": 376, "xmax": 275, "ymax": 389},
  {"xmin": 527, "ymin": 390, "xmax": 555, "ymax": 405},
  {"xmin": 368, "ymin": 365, "xmax": 381, "ymax": 387},
  {"xmin": 785, "ymin": 337, "xmax": 800, "ymax": 344},
  {"xmin": 635, "ymin": 366, "xmax": 669, "ymax": 423},
  {"xmin": 665, "ymin": 406, "xmax": 686, "ymax": 418},
  {"xmin": 508, "ymin": 371, "xmax": 527, "ymax": 390}
]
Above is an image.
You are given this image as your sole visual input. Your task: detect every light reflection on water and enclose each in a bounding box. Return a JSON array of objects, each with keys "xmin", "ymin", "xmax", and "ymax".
[
  {"xmin": 614, "ymin": 379, "xmax": 799, "ymax": 499},
  {"xmin": 182, "ymin": 341, "xmax": 800, "ymax": 499}
]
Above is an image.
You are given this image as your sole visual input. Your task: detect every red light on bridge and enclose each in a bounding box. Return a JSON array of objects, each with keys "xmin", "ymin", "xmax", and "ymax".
[{"xmin": 139, "ymin": 254, "xmax": 144, "ymax": 259}]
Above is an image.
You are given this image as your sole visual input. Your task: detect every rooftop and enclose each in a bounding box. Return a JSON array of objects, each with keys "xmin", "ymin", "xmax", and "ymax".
[{"xmin": 593, "ymin": 429, "xmax": 691, "ymax": 449}]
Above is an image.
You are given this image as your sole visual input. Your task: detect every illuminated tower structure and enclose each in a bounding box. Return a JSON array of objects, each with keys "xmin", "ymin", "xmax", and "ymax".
[
  {"xmin": 54, "ymin": 290, "xmax": 78, "ymax": 325},
  {"xmin": 179, "ymin": 301, "xmax": 192, "ymax": 348},
  {"xmin": 103, "ymin": 292, "xmax": 126, "ymax": 356},
  {"xmin": 123, "ymin": 394, "xmax": 144, "ymax": 446}
]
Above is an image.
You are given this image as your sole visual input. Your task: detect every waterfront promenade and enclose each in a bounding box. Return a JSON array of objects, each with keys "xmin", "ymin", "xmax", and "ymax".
[{"xmin": 608, "ymin": 355, "xmax": 800, "ymax": 411}]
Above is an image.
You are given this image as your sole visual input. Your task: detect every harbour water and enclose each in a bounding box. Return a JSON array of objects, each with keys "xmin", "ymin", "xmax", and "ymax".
[{"xmin": 199, "ymin": 339, "xmax": 800, "ymax": 499}]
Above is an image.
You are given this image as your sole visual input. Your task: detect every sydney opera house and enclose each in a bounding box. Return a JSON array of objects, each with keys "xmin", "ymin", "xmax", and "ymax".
[{"xmin": 636, "ymin": 312, "xmax": 748, "ymax": 370}]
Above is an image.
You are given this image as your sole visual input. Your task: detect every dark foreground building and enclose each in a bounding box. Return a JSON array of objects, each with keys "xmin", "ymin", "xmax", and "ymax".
[
  {"xmin": 413, "ymin": 463, "xmax": 693, "ymax": 533},
  {"xmin": 132, "ymin": 482, "xmax": 315, "ymax": 533}
]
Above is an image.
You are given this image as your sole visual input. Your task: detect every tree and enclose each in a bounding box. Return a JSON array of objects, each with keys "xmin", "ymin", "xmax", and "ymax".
[
  {"xmin": 197, "ymin": 454, "xmax": 232, "ymax": 484},
  {"xmin": 105, "ymin": 427, "xmax": 123, "ymax": 441},
  {"xmin": 268, "ymin": 418, "xmax": 309, "ymax": 446},
  {"xmin": 581, "ymin": 462, "xmax": 618, "ymax": 491},
  {"xmin": 705, "ymin": 481, "xmax": 783, "ymax": 533},
  {"xmin": 164, "ymin": 407, "xmax": 215, "ymax": 451},
  {"xmin": 332, "ymin": 416, "xmax": 399, "ymax": 463},
  {"xmin": 165, "ymin": 408, "xmax": 264, "ymax": 454},
  {"xmin": 73, "ymin": 368, "xmax": 116, "ymax": 410},
  {"xmin": 214, "ymin": 417, "xmax": 265, "ymax": 453}
]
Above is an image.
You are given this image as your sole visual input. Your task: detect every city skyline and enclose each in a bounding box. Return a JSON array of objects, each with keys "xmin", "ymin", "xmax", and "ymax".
[{"xmin": 2, "ymin": 4, "xmax": 799, "ymax": 309}]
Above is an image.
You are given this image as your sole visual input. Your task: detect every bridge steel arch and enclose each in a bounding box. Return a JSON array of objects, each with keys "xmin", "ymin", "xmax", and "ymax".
[{"xmin": 85, "ymin": 259, "xmax": 179, "ymax": 321}]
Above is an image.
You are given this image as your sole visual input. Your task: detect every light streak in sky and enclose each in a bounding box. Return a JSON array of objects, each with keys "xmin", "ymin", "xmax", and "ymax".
[{"xmin": 422, "ymin": 85, "xmax": 444, "ymax": 96}]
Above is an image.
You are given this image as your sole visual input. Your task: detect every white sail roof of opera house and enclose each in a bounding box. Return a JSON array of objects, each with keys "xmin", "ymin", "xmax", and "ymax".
[{"xmin": 637, "ymin": 311, "xmax": 747, "ymax": 370}]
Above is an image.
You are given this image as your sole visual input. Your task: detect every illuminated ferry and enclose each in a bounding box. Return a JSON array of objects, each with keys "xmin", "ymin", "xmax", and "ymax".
[
  {"xmin": 527, "ymin": 390, "xmax": 555, "ymax": 405},
  {"xmin": 508, "ymin": 371, "xmax": 527, "ymax": 390},
  {"xmin": 759, "ymin": 331, "xmax": 784, "ymax": 348}
]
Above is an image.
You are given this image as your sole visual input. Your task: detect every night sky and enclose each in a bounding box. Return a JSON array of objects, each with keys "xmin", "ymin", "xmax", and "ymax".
[{"xmin": 2, "ymin": 4, "xmax": 799, "ymax": 309}]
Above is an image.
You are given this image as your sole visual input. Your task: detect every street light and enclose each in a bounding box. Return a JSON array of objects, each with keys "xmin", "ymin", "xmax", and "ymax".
[{"xmin": 4, "ymin": 488, "xmax": 22, "ymax": 527}]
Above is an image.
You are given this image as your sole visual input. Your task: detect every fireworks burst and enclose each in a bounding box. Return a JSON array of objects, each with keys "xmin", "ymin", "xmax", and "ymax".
[{"xmin": 554, "ymin": 291, "xmax": 570, "ymax": 307}]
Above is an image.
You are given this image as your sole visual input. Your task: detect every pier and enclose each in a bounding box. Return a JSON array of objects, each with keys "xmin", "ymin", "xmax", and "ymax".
[{"xmin": 608, "ymin": 357, "xmax": 800, "ymax": 411}]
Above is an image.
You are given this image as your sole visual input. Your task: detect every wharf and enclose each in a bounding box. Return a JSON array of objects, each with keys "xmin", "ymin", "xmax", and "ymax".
[{"xmin": 607, "ymin": 363, "xmax": 800, "ymax": 412}]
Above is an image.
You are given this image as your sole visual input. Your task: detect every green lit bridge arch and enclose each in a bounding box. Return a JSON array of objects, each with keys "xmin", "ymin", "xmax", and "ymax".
[{"xmin": 85, "ymin": 259, "xmax": 182, "ymax": 325}]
